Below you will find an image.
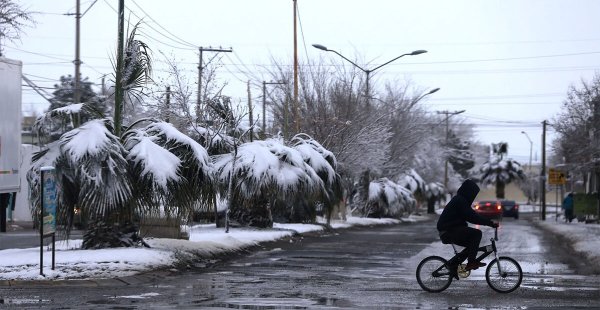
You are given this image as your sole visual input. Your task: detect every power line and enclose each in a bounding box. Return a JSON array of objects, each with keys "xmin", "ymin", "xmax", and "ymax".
[
  {"xmin": 130, "ymin": 0, "xmax": 197, "ymax": 48},
  {"xmin": 387, "ymin": 51, "xmax": 600, "ymax": 66},
  {"xmin": 431, "ymin": 93, "xmax": 564, "ymax": 101},
  {"xmin": 102, "ymin": 0, "xmax": 196, "ymax": 51}
]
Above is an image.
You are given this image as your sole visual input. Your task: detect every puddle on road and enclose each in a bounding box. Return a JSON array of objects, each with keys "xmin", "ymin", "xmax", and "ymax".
[
  {"xmin": 208, "ymin": 296, "xmax": 353, "ymax": 309},
  {"xmin": 521, "ymin": 284, "xmax": 598, "ymax": 292},
  {"xmin": 0, "ymin": 297, "xmax": 51, "ymax": 305},
  {"xmin": 109, "ymin": 292, "xmax": 161, "ymax": 299}
]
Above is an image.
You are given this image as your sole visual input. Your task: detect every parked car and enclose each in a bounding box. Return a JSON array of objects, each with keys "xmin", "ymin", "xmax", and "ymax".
[
  {"xmin": 472, "ymin": 200, "xmax": 503, "ymax": 220},
  {"xmin": 500, "ymin": 199, "xmax": 519, "ymax": 219}
]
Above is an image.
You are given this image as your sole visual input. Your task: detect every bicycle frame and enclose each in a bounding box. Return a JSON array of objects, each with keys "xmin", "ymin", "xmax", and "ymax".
[
  {"xmin": 435, "ymin": 228, "xmax": 500, "ymax": 277},
  {"xmin": 418, "ymin": 227, "xmax": 522, "ymax": 293}
]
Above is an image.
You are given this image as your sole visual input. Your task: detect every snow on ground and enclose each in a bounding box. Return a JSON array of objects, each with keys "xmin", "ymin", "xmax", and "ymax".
[
  {"xmin": 519, "ymin": 203, "xmax": 600, "ymax": 270},
  {"xmin": 536, "ymin": 216, "xmax": 600, "ymax": 269},
  {"xmin": 0, "ymin": 215, "xmax": 426, "ymax": 281}
]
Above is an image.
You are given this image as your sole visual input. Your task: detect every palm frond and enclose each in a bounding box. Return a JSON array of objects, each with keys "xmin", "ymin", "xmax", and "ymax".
[
  {"xmin": 121, "ymin": 21, "xmax": 152, "ymax": 101},
  {"xmin": 290, "ymin": 133, "xmax": 337, "ymax": 186},
  {"xmin": 123, "ymin": 121, "xmax": 214, "ymax": 219},
  {"xmin": 214, "ymin": 139, "xmax": 324, "ymax": 202},
  {"xmin": 58, "ymin": 119, "xmax": 132, "ymax": 219}
]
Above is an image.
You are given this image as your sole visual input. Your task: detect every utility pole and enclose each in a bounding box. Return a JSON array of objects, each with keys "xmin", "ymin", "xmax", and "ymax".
[
  {"xmin": 541, "ymin": 120, "xmax": 547, "ymax": 220},
  {"xmin": 74, "ymin": 0, "xmax": 81, "ymax": 126},
  {"xmin": 437, "ymin": 110, "xmax": 465, "ymax": 191},
  {"xmin": 262, "ymin": 81, "xmax": 286, "ymax": 137},
  {"xmin": 114, "ymin": 0, "xmax": 125, "ymax": 136},
  {"xmin": 196, "ymin": 46, "xmax": 232, "ymax": 124},
  {"xmin": 292, "ymin": 0, "xmax": 299, "ymax": 134}
]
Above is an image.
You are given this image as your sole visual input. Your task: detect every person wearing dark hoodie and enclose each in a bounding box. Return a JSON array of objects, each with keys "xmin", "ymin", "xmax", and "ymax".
[{"xmin": 437, "ymin": 179, "xmax": 499, "ymax": 271}]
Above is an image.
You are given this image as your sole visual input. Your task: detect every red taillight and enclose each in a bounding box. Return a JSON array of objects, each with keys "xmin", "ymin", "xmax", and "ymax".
[
  {"xmin": 497, "ymin": 205, "xmax": 502, "ymax": 210},
  {"xmin": 515, "ymin": 205, "xmax": 519, "ymax": 209},
  {"xmin": 485, "ymin": 202, "xmax": 491, "ymax": 207}
]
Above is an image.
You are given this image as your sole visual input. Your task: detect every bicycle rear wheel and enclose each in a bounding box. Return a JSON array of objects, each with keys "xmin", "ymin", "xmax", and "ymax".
[
  {"xmin": 485, "ymin": 256, "xmax": 523, "ymax": 293},
  {"xmin": 416, "ymin": 256, "xmax": 453, "ymax": 293}
]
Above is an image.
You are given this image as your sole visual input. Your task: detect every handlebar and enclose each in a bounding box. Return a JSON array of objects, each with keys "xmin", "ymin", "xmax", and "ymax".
[{"xmin": 494, "ymin": 227, "xmax": 498, "ymax": 241}]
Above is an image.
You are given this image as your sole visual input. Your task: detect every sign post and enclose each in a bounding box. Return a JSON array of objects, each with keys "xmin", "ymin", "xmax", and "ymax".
[
  {"xmin": 548, "ymin": 168, "xmax": 566, "ymax": 221},
  {"xmin": 40, "ymin": 166, "xmax": 57, "ymax": 276}
]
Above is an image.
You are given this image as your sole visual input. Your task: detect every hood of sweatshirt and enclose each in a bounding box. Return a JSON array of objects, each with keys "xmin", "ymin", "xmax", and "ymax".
[{"xmin": 456, "ymin": 179, "xmax": 480, "ymax": 206}]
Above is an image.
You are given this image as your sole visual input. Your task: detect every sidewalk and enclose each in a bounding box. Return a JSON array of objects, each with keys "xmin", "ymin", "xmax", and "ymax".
[{"xmin": 532, "ymin": 216, "xmax": 600, "ymax": 274}]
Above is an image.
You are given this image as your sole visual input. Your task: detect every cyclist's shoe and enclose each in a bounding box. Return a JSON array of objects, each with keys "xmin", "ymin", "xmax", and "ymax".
[{"xmin": 465, "ymin": 261, "xmax": 486, "ymax": 271}]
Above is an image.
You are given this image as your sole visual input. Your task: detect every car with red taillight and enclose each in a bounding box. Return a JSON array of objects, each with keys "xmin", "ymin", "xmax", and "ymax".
[
  {"xmin": 500, "ymin": 199, "xmax": 519, "ymax": 219},
  {"xmin": 472, "ymin": 200, "xmax": 503, "ymax": 220}
]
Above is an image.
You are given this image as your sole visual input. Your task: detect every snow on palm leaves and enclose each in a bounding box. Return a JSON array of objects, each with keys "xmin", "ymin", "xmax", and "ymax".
[
  {"xmin": 28, "ymin": 118, "xmax": 214, "ymax": 231},
  {"xmin": 214, "ymin": 139, "xmax": 324, "ymax": 200},
  {"xmin": 478, "ymin": 158, "xmax": 525, "ymax": 199},
  {"xmin": 213, "ymin": 135, "xmax": 338, "ymax": 227},
  {"xmin": 123, "ymin": 121, "xmax": 213, "ymax": 217},
  {"xmin": 367, "ymin": 178, "xmax": 414, "ymax": 217}
]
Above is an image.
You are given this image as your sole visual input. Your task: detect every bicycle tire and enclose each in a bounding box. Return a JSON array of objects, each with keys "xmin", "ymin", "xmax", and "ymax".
[
  {"xmin": 485, "ymin": 256, "xmax": 522, "ymax": 293},
  {"xmin": 416, "ymin": 256, "xmax": 453, "ymax": 293}
]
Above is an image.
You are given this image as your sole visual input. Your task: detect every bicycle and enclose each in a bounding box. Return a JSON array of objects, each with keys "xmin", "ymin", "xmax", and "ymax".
[{"xmin": 416, "ymin": 227, "xmax": 523, "ymax": 293}]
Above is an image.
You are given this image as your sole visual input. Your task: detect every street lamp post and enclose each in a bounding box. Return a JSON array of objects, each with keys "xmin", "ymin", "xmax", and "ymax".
[
  {"xmin": 521, "ymin": 131, "xmax": 533, "ymax": 172},
  {"xmin": 312, "ymin": 44, "xmax": 426, "ymax": 107},
  {"xmin": 521, "ymin": 131, "xmax": 534, "ymax": 205}
]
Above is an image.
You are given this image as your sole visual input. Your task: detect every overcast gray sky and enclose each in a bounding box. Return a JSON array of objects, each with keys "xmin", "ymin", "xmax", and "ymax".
[{"xmin": 6, "ymin": 0, "xmax": 600, "ymax": 165}]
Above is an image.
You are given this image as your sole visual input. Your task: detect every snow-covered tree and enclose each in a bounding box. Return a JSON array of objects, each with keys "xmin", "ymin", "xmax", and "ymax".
[
  {"xmin": 552, "ymin": 73, "xmax": 600, "ymax": 192},
  {"xmin": 477, "ymin": 155, "xmax": 525, "ymax": 199},
  {"xmin": 27, "ymin": 22, "xmax": 217, "ymax": 248},
  {"xmin": 213, "ymin": 134, "xmax": 338, "ymax": 228},
  {"xmin": 366, "ymin": 178, "xmax": 415, "ymax": 218},
  {"xmin": 28, "ymin": 116, "xmax": 214, "ymax": 248}
]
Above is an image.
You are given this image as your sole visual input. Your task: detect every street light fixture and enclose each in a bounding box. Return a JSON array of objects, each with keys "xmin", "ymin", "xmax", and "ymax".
[
  {"xmin": 521, "ymin": 131, "xmax": 533, "ymax": 172},
  {"xmin": 412, "ymin": 87, "xmax": 440, "ymax": 104},
  {"xmin": 312, "ymin": 43, "xmax": 427, "ymax": 106}
]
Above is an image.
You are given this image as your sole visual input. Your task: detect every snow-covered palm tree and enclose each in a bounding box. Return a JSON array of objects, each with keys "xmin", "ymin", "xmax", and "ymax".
[
  {"xmin": 424, "ymin": 182, "xmax": 446, "ymax": 214},
  {"xmin": 28, "ymin": 116, "xmax": 214, "ymax": 248},
  {"xmin": 28, "ymin": 22, "xmax": 214, "ymax": 248},
  {"xmin": 213, "ymin": 134, "xmax": 338, "ymax": 228},
  {"xmin": 367, "ymin": 178, "xmax": 415, "ymax": 218},
  {"xmin": 477, "ymin": 158, "xmax": 525, "ymax": 199}
]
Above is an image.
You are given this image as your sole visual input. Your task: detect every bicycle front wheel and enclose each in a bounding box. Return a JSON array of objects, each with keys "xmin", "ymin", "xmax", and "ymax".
[
  {"xmin": 416, "ymin": 256, "xmax": 453, "ymax": 293},
  {"xmin": 485, "ymin": 256, "xmax": 523, "ymax": 293}
]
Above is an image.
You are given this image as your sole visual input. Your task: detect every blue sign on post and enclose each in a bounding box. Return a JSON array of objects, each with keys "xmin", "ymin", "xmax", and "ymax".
[
  {"xmin": 40, "ymin": 166, "xmax": 57, "ymax": 275},
  {"xmin": 41, "ymin": 167, "xmax": 57, "ymax": 235}
]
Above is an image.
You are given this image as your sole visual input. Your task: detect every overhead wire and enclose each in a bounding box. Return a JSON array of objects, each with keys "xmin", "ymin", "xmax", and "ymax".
[
  {"xmin": 102, "ymin": 0, "xmax": 196, "ymax": 51},
  {"xmin": 129, "ymin": 0, "xmax": 197, "ymax": 48}
]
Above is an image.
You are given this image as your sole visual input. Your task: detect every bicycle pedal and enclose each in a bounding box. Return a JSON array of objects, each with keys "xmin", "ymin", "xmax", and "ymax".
[{"xmin": 457, "ymin": 264, "xmax": 471, "ymax": 278}]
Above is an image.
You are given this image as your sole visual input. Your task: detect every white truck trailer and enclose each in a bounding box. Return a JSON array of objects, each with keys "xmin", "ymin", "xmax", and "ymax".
[
  {"xmin": 0, "ymin": 57, "xmax": 22, "ymax": 231},
  {"xmin": 0, "ymin": 57, "xmax": 22, "ymax": 194}
]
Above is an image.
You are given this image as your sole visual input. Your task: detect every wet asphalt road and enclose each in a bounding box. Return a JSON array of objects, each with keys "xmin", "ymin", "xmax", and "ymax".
[{"xmin": 1, "ymin": 215, "xmax": 599, "ymax": 309}]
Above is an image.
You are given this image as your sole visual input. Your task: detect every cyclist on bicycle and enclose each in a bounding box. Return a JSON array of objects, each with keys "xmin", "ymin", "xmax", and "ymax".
[{"xmin": 437, "ymin": 179, "xmax": 499, "ymax": 272}]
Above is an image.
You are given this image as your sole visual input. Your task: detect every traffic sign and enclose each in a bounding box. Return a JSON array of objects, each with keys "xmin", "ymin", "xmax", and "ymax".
[{"xmin": 548, "ymin": 168, "xmax": 566, "ymax": 185}]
